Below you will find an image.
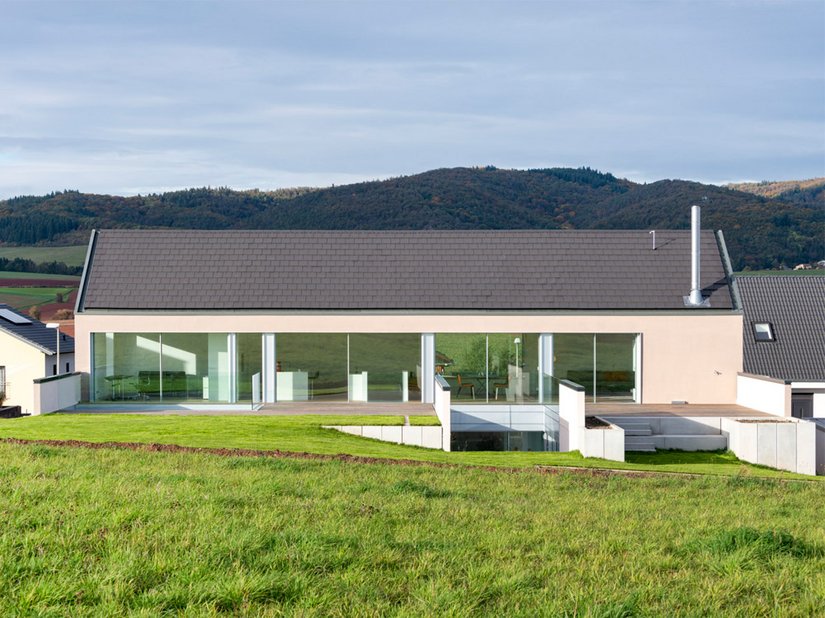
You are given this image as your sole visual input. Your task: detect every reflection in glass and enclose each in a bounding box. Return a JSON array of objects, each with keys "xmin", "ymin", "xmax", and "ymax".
[
  {"xmin": 349, "ymin": 333, "xmax": 421, "ymax": 402},
  {"xmin": 595, "ymin": 334, "xmax": 637, "ymax": 402},
  {"xmin": 237, "ymin": 333, "xmax": 263, "ymax": 402},
  {"xmin": 276, "ymin": 333, "xmax": 348, "ymax": 401},
  {"xmin": 553, "ymin": 334, "xmax": 595, "ymax": 397}
]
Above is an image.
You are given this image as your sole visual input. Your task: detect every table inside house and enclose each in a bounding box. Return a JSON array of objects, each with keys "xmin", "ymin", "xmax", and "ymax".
[{"xmin": 104, "ymin": 374, "xmax": 131, "ymax": 400}]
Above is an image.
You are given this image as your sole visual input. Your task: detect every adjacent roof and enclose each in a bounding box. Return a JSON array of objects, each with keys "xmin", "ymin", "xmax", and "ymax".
[
  {"xmin": 78, "ymin": 229, "xmax": 734, "ymax": 311},
  {"xmin": 737, "ymin": 276, "xmax": 825, "ymax": 382},
  {"xmin": 0, "ymin": 304, "xmax": 75, "ymax": 355}
]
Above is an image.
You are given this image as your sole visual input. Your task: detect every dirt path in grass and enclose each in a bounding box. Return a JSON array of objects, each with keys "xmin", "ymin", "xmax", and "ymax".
[{"xmin": 0, "ymin": 436, "xmax": 733, "ymax": 480}]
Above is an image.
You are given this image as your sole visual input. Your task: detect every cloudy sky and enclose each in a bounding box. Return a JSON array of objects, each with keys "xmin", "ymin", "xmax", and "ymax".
[{"xmin": 0, "ymin": 0, "xmax": 823, "ymax": 198}]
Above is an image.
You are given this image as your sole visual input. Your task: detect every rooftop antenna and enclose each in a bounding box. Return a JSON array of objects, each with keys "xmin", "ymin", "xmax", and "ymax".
[{"xmin": 649, "ymin": 230, "xmax": 656, "ymax": 250}]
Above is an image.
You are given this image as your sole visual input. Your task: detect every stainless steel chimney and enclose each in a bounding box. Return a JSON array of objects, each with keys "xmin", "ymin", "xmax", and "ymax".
[{"xmin": 689, "ymin": 205, "xmax": 703, "ymax": 306}]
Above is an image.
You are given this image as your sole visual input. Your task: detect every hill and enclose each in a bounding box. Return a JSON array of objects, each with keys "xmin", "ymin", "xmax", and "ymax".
[
  {"xmin": 727, "ymin": 177, "xmax": 825, "ymax": 205},
  {"xmin": 1, "ymin": 167, "xmax": 822, "ymax": 270}
]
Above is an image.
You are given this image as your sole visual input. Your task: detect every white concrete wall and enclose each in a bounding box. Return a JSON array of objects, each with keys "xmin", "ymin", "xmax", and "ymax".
[
  {"xmin": 325, "ymin": 425, "xmax": 444, "ymax": 450},
  {"xmin": 581, "ymin": 424, "xmax": 625, "ymax": 462},
  {"xmin": 736, "ymin": 373, "xmax": 791, "ymax": 417},
  {"xmin": 434, "ymin": 377, "xmax": 451, "ymax": 451},
  {"xmin": 815, "ymin": 393, "xmax": 825, "ymax": 418},
  {"xmin": 75, "ymin": 311, "xmax": 743, "ymax": 405},
  {"xmin": 0, "ymin": 331, "xmax": 47, "ymax": 414},
  {"xmin": 816, "ymin": 423, "xmax": 825, "ymax": 476},
  {"xmin": 32, "ymin": 373, "xmax": 81, "ymax": 414},
  {"xmin": 721, "ymin": 418, "xmax": 818, "ymax": 475},
  {"xmin": 451, "ymin": 404, "xmax": 547, "ymax": 432},
  {"xmin": 559, "ymin": 381, "xmax": 586, "ymax": 453}
]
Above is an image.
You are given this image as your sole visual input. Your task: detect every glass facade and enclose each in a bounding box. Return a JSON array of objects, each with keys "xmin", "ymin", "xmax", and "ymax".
[
  {"xmin": 276, "ymin": 333, "xmax": 348, "ymax": 402},
  {"xmin": 435, "ymin": 333, "xmax": 540, "ymax": 403},
  {"xmin": 349, "ymin": 333, "xmax": 421, "ymax": 402},
  {"xmin": 89, "ymin": 331, "xmax": 638, "ymax": 406},
  {"xmin": 552, "ymin": 333, "xmax": 637, "ymax": 402}
]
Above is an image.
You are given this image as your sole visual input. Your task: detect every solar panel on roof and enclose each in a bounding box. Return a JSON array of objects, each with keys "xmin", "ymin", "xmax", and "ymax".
[{"xmin": 0, "ymin": 308, "xmax": 32, "ymax": 325}]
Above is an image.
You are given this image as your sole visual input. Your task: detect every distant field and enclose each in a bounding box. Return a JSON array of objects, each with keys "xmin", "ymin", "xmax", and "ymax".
[
  {"xmin": 0, "ymin": 286, "xmax": 76, "ymax": 310},
  {"xmin": 0, "ymin": 245, "xmax": 87, "ymax": 266},
  {"xmin": 0, "ymin": 271, "xmax": 80, "ymax": 282}
]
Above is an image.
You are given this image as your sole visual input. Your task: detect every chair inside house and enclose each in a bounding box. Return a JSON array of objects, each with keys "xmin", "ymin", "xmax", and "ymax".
[
  {"xmin": 456, "ymin": 374, "xmax": 475, "ymax": 400},
  {"xmin": 493, "ymin": 377, "xmax": 509, "ymax": 400}
]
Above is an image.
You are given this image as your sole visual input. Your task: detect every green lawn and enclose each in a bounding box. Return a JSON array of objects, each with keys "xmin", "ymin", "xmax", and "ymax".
[
  {"xmin": 0, "ymin": 441, "xmax": 823, "ymax": 616},
  {"xmin": 0, "ymin": 413, "xmax": 815, "ymax": 479},
  {"xmin": 0, "ymin": 244, "xmax": 88, "ymax": 266}
]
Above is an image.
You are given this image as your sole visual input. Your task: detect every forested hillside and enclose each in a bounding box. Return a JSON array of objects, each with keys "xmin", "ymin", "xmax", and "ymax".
[{"xmin": 1, "ymin": 167, "xmax": 822, "ymax": 270}]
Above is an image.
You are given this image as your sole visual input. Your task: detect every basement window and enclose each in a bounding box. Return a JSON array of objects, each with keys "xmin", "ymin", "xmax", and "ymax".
[{"xmin": 753, "ymin": 322, "xmax": 775, "ymax": 342}]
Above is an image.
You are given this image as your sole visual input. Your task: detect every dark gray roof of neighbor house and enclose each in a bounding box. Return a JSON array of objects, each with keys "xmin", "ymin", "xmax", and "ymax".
[
  {"xmin": 737, "ymin": 275, "xmax": 825, "ymax": 382},
  {"xmin": 0, "ymin": 304, "xmax": 75, "ymax": 355},
  {"xmin": 78, "ymin": 229, "xmax": 734, "ymax": 312}
]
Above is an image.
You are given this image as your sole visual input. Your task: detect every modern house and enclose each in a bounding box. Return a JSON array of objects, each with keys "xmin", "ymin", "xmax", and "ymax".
[
  {"xmin": 74, "ymin": 222, "xmax": 742, "ymax": 413},
  {"xmin": 0, "ymin": 304, "xmax": 76, "ymax": 414},
  {"xmin": 736, "ymin": 275, "xmax": 825, "ymax": 418}
]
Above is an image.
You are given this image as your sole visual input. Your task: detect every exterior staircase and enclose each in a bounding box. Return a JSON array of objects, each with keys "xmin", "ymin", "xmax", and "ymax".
[
  {"xmin": 602, "ymin": 416, "xmax": 729, "ymax": 453},
  {"xmin": 618, "ymin": 420, "xmax": 656, "ymax": 452}
]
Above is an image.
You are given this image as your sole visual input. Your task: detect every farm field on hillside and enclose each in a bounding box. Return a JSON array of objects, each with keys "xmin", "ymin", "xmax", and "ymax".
[
  {"xmin": 0, "ymin": 285, "xmax": 77, "ymax": 312},
  {"xmin": 0, "ymin": 244, "xmax": 88, "ymax": 266},
  {"xmin": 0, "ymin": 442, "xmax": 822, "ymax": 616},
  {"xmin": 0, "ymin": 271, "xmax": 80, "ymax": 281}
]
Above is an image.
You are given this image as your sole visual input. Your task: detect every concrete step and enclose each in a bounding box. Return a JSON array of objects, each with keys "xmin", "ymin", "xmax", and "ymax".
[
  {"xmin": 625, "ymin": 436, "xmax": 657, "ymax": 452},
  {"xmin": 624, "ymin": 428, "xmax": 653, "ymax": 436}
]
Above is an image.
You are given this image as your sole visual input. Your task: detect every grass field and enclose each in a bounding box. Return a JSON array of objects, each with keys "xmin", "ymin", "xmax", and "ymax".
[
  {"xmin": 0, "ymin": 270, "xmax": 80, "ymax": 281},
  {"xmin": 0, "ymin": 414, "xmax": 815, "ymax": 479},
  {"xmin": 0, "ymin": 244, "xmax": 88, "ymax": 266},
  {"xmin": 0, "ymin": 440, "xmax": 823, "ymax": 616},
  {"xmin": 0, "ymin": 285, "xmax": 77, "ymax": 310}
]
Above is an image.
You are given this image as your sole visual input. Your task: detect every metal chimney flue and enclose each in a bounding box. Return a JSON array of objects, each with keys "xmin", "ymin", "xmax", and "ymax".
[{"xmin": 688, "ymin": 205, "xmax": 703, "ymax": 306}]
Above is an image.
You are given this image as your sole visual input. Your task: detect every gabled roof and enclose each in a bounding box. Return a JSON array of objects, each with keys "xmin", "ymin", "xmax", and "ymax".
[
  {"xmin": 78, "ymin": 229, "xmax": 734, "ymax": 312},
  {"xmin": 737, "ymin": 275, "xmax": 825, "ymax": 382},
  {"xmin": 0, "ymin": 304, "xmax": 75, "ymax": 355}
]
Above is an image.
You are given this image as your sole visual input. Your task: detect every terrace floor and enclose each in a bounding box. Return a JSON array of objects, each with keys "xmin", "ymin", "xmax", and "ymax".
[
  {"xmin": 586, "ymin": 403, "xmax": 774, "ymax": 418},
  {"xmin": 68, "ymin": 402, "xmax": 437, "ymax": 416}
]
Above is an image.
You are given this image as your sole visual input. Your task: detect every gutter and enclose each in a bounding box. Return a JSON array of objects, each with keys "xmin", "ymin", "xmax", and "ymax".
[{"xmin": 74, "ymin": 229, "xmax": 98, "ymax": 314}]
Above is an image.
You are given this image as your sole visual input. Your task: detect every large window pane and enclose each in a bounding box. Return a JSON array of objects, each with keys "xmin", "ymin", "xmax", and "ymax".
[
  {"xmin": 92, "ymin": 333, "xmax": 160, "ymax": 401},
  {"xmin": 553, "ymin": 334, "xmax": 594, "ymax": 397},
  {"xmin": 160, "ymin": 333, "xmax": 230, "ymax": 403},
  {"xmin": 277, "ymin": 334, "xmax": 348, "ymax": 401},
  {"xmin": 487, "ymin": 333, "xmax": 539, "ymax": 403},
  {"xmin": 237, "ymin": 333, "xmax": 263, "ymax": 402},
  {"xmin": 595, "ymin": 334, "xmax": 637, "ymax": 402},
  {"xmin": 349, "ymin": 334, "xmax": 421, "ymax": 402},
  {"xmin": 435, "ymin": 334, "xmax": 487, "ymax": 401}
]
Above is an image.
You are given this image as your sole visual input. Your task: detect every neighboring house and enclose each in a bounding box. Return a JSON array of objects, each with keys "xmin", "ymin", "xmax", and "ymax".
[
  {"xmin": 73, "ymin": 225, "xmax": 742, "ymax": 410},
  {"xmin": 0, "ymin": 304, "xmax": 75, "ymax": 414},
  {"xmin": 736, "ymin": 275, "xmax": 825, "ymax": 418}
]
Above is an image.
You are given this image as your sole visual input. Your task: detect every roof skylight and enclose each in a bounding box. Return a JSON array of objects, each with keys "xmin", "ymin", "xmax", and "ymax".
[{"xmin": 753, "ymin": 322, "xmax": 775, "ymax": 342}]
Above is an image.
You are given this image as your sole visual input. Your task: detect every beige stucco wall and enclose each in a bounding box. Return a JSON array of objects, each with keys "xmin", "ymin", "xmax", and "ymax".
[
  {"xmin": 75, "ymin": 311, "xmax": 743, "ymax": 404},
  {"xmin": 0, "ymin": 331, "xmax": 47, "ymax": 414}
]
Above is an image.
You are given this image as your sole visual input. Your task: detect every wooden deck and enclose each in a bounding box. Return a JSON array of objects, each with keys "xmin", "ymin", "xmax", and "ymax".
[{"xmin": 586, "ymin": 403, "xmax": 773, "ymax": 418}]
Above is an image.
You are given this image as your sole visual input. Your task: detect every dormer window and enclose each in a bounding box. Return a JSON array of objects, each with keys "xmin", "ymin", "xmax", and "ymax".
[{"xmin": 753, "ymin": 322, "xmax": 775, "ymax": 342}]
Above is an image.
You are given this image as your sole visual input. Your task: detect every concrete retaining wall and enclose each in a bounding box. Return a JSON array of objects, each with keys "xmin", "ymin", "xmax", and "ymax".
[
  {"xmin": 324, "ymin": 425, "xmax": 444, "ymax": 450},
  {"xmin": 581, "ymin": 423, "xmax": 625, "ymax": 462},
  {"xmin": 722, "ymin": 418, "xmax": 817, "ymax": 475},
  {"xmin": 32, "ymin": 373, "xmax": 81, "ymax": 415},
  {"xmin": 736, "ymin": 373, "xmax": 790, "ymax": 417}
]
